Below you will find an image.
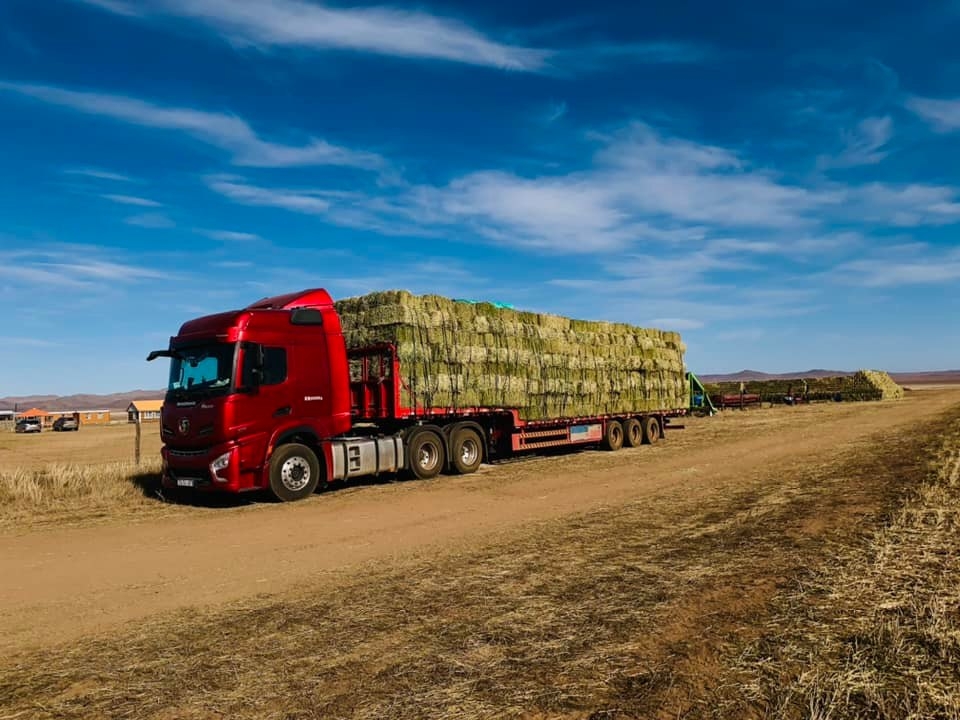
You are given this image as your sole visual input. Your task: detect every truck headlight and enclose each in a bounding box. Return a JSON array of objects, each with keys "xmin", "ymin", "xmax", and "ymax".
[{"xmin": 210, "ymin": 451, "xmax": 231, "ymax": 481}]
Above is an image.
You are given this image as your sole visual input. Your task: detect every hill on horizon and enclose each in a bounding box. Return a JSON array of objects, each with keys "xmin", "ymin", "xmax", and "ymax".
[{"xmin": 0, "ymin": 390, "xmax": 164, "ymax": 412}]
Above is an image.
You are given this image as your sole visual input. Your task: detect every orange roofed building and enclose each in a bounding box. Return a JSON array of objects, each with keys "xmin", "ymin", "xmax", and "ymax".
[{"xmin": 128, "ymin": 399, "xmax": 163, "ymax": 423}]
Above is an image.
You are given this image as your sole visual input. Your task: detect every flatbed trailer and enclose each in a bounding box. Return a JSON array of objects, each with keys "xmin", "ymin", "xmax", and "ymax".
[{"xmin": 150, "ymin": 289, "xmax": 688, "ymax": 501}]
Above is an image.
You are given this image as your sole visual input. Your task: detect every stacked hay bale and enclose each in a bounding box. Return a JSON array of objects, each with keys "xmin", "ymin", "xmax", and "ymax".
[
  {"xmin": 705, "ymin": 370, "xmax": 903, "ymax": 403},
  {"xmin": 335, "ymin": 291, "xmax": 688, "ymax": 420},
  {"xmin": 859, "ymin": 370, "xmax": 905, "ymax": 399}
]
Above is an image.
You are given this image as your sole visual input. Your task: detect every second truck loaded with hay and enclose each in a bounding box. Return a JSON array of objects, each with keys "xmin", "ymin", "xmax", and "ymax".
[{"xmin": 148, "ymin": 289, "xmax": 690, "ymax": 501}]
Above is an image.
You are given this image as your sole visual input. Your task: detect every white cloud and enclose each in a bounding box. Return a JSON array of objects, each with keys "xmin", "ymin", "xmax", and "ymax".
[
  {"xmin": 102, "ymin": 193, "xmax": 162, "ymax": 207},
  {"xmin": 0, "ymin": 247, "xmax": 169, "ymax": 290},
  {"xmin": 204, "ymin": 122, "xmax": 960, "ymax": 258},
  {"xmin": 196, "ymin": 228, "xmax": 262, "ymax": 242},
  {"xmin": 207, "ymin": 175, "xmax": 331, "ymax": 214},
  {"xmin": 845, "ymin": 183, "xmax": 960, "ymax": 226},
  {"xmin": 125, "ymin": 212, "xmax": 175, "ymax": 228},
  {"xmin": 70, "ymin": 0, "xmax": 548, "ymax": 71},
  {"xmin": 63, "ymin": 167, "xmax": 133, "ymax": 182},
  {"xmin": 0, "ymin": 337, "xmax": 61, "ymax": 348},
  {"xmin": 833, "ymin": 246, "xmax": 960, "ymax": 287},
  {"xmin": 544, "ymin": 101, "xmax": 567, "ymax": 124},
  {"xmin": 817, "ymin": 115, "xmax": 893, "ymax": 169},
  {"xmin": 0, "ymin": 81, "xmax": 384, "ymax": 170},
  {"xmin": 561, "ymin": 41, "xmax": 710, "ymax": 73},
  {"xmin": 905, "ymin": 95, "xmax": 960, "ymax": 133},
  {"xmin": 650, "ymin": 317, "xmax": 705, "ymax": 330}
]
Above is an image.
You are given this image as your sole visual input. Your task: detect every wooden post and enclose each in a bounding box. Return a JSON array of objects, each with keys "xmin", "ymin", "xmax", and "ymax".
[{"xmin": 135, "ymin": 414, "xmax": 142, "ymax": 466}]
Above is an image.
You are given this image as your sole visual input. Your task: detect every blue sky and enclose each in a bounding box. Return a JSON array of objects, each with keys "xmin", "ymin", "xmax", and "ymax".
[{"xmin": 1, "ymin": 0, "xmax": 959, "ymax": 395}]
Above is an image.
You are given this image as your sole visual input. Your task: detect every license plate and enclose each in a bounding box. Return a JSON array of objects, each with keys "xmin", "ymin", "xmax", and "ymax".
[{"xmin": 176, "ymin": 478, "xmax": 196, "ymax": 487}]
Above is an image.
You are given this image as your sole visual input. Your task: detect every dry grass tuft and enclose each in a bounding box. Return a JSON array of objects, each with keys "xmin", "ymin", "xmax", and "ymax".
[
  {"xmin": 726, "ymin": 414, "xmax": 960, "ymax": 719},
  {"xmin": 0, "ymin": 459, "xmax": 164, "ymax": 528}
]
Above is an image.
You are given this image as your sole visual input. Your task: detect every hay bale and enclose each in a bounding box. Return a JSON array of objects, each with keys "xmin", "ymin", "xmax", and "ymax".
[
  {"xmin": 858, "ymin": 370, "xmax": 904, "ymax": 400},
  {"xmin": 706, "ymin": 370, "xmax": 903, "ymax": 403},
  {"xmin": 335, "ymin": 291, "xmax": 688, "ymax": 420}
]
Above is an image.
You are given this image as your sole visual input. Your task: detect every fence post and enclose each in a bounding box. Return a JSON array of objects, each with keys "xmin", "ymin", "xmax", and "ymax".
[{"xmin": 135, "ymin": 414, "xmax": 142, "ymax": 466}]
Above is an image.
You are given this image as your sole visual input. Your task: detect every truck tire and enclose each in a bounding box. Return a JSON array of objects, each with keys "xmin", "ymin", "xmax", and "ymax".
[
  {"xmin": 451, "ymin": 428, "xmax": 483, "ymax": 474},
  {"xmin": 268, "ymin": 443, "xmax": 321, "ymax": 502},
  {"xmin": 408, "ymin": 430, "xmax": 445, "ymax": 480},
  {"xmin": 642, "ymin": 416, "xmax": 661, "ymax": 445},
  {"xmin": 623, "ymin": 418, "xmax": 643, "ymax": 448},
  {"xmin": 602, "ymin": 420, "xmax": 624, "ymax": 451}
]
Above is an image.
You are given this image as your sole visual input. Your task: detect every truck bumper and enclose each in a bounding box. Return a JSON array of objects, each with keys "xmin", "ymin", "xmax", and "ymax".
[{"xmin": 162, "ymin": 443, "xmax": 256, "ymax": 492}]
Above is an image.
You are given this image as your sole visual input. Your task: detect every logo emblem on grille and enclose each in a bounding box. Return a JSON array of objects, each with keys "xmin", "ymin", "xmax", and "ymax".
[{"xmin": 178, "ymin": 418, "xmax": 190, "ymax": 434}]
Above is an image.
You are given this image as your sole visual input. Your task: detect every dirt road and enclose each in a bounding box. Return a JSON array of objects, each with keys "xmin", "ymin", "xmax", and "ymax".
[{"xmin": 3, "ymin": 388, "xmax": 958, "ymax": 656}]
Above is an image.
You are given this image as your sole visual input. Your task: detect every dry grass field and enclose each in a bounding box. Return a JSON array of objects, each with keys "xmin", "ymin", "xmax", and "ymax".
[
  {"xmin": 1, "ymin": 388, "xmax": 958, "ymax": 719},
  {"xmin": 0, "ymin": 422, "xmax": 169, "ymax": 529},
  {"xmin": 0, "ymin": 421, "xmax": 163, "ymax": 470}
]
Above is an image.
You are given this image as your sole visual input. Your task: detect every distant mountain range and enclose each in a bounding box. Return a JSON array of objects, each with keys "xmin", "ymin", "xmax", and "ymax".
[
  {"xmin": 698, "ymin": 370, "xmax": 960, "ymax": 386},
  {"xmin": 0, "ymin": 390, "xmax": 164, "ymax": 412},
  {"xmin": 2, "ymin": 369, "xmax": 958, "ymax": 411}
]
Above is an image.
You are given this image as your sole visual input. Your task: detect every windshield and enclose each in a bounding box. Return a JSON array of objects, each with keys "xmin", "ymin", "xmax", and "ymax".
[{"xmin": 167, "ymin": 343, "xmax": 236, "ymax": 397}]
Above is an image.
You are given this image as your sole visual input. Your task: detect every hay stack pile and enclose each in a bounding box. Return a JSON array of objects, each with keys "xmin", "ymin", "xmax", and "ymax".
[
  {"xmin": 859, "ymin": 370, "xmax": 905, "ymax": 399},
  {"xmin": 335, "ymin": 291, "xmax": 688, "ymax": 420},
  {"xmin": 705, "ymin": 370, "xmax": 903, "ymax": 402}
]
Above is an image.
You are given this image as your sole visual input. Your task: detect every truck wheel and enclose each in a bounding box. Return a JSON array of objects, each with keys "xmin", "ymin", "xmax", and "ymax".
[
  {"xmin": 623, "ymin": 418, "xmax": 643, "ymax": 448},
  {"xmin": 451, "ymin": 428, "xmax": 483, "ymax": 474},
  {"xmin": 642, "ymin": 416, "xmax": 661, "ymax": 445},
  {"xmin": 602, "ymin": 420, "xmax": 624, "ymax": 451},
  {"xmin": 408, "ymin": 430, "xmax": 445, "ymax": 480},
  {"xmin": 268, "ymin": 443, "xmax": 320, "ymax": 502}
]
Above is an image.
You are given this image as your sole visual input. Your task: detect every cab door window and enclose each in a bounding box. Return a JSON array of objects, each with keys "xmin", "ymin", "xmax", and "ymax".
[
  {"xmin": 262, "ymin": 347, "xmax": 287, "ymax": 385},
  {"xmin": 241, "ymin": 345, "xmax": 287, "ymax": 387}
]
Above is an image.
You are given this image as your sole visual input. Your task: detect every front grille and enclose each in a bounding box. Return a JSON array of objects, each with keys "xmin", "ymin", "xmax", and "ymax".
[{"xmin": 167, "ymin": 448, "xmax": 207, "ymax": 458}]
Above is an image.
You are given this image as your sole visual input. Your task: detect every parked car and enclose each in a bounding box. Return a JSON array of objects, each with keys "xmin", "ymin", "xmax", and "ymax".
[
  {"xmin": 53, "ymin": 416, "xmax": 80, "ymax": 432},
  {"xmin": 15, "ymin": 418, "xmax": 42, "ymax": 433}
]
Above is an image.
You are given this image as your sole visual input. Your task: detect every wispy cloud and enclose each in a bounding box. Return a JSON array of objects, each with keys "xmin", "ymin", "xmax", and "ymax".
[
  {"xmin": 207, "ymin": 175, "xmax": 331, "ymax": 214},
  {"xmin": 650, "ymin": 317, "xmax": 705, "ymax": 330},
  {"xmin": 905, "ymin": 95, "xmax": 960, "ymax": 133},
  {"xmin": 70, "ymin": 0, "xmax": 549, "ymax": 71},
  {"xmin": 845, "ymin": 183, "xmax": 960, "ymax": 226},
  {"xmin": 196, "ymin": 228, "xmax": 262, "ymax": 242},
  {"xmin": 0, "ymin": 247, "xmax": 169, "ymax": 291},
  {"xmin": 125, "ymin": 212, "xmax": 175, "ymax": 228},
  {"xmin": 833, "ymin": 245, "xmax": 960, "ymax": 287},
  {"xmin": 543, "ymin": 101, "xmax": 568, "ymax": 124},
  {"xmin": 0, "ymin": 81, "xmax": 384, "ymax": 170},
  {"xmin": 63, "ymin": 167, "xmax": 134, "ymax": 182},
  {"xmin": 561, "ymin": 40, "xmax": 710, "ymax": 73},
  {"xmin": 0, "ymin": 336, "xmax": 61, "ymax": 348},
  {"xmin": 817, "ymin": 115, "xmax": 893, "ymax": 169},
  {"xmin": 102, "ymin": 193, "xmax": 162, "ymax": 207},
  {"xmin": 204, "ymin": 121, "xmax": 960, "ymax": 256}
]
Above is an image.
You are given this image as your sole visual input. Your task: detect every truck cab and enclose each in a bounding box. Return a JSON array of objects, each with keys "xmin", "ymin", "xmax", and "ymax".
[{"xmin": 149, "ymin": 290, "xmax": 353, "ymax": 496}]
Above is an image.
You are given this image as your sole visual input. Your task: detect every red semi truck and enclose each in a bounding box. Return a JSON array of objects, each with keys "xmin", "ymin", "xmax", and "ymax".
[{"xmin": 148, "ymin": 289, "xmax": 688, "ymax": 501}]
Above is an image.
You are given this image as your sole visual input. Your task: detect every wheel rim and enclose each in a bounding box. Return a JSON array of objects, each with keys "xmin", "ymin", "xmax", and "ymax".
[
  {"xmin": 418, "ymin": 441, "xmax": 440, "ymax": 472},
  {"xmin": 460, "ymin": 437, "xmax": 480, "ymax": 466},
  {"xmin": 629, "ymin": 424, "xmax": 641, "ymax": 444},
  {"xmin": 281, "ymin": 456, "xmax": 311, "ymax": 492},
  {"xmin": 649, "ymin": 422, "xmax": 660, "ymax": 441}
]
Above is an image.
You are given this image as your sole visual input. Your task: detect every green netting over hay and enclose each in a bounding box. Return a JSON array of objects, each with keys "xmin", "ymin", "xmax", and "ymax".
[
  {"xmin": 704, "ymin": 370, "xmax": 904, "ymax": 403},
  {"xmin": 335, "ymin": 290, "xmax": 689, "ymax": 420}
]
